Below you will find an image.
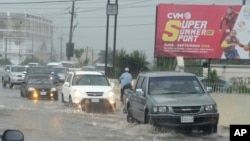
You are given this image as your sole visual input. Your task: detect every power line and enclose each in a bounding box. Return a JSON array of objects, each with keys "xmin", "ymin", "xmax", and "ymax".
[{"xmin": 0, "ymin": 0, "xmax": 89, "ymax": 5}]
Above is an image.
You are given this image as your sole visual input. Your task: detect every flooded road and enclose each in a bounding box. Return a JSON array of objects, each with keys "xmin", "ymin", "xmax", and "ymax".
[{"xmin": 1, "ymin": 84, "xmax": 248, "ymax": 141}]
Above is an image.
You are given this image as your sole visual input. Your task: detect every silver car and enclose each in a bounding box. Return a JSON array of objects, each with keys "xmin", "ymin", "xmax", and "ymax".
[{"xmin": 2, "ymin": 65, "xmax": 26, "ymax": 88}]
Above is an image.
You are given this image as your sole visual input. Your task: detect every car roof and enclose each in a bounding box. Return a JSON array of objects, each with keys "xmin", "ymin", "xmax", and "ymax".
[
  {"xmin": 10, "ymin": 65, "xmax": 25, "ymax": 67},
  {"xmin": 139, "ymin": 71, "xmax": 197, "ymax": 77},
  {"xmin": 71, "ymin": 71, "xmax": 103, "ymax": 75},
  {"xmin": 26, "ymin": 74, "xmax": 51, "ymax": 78}
]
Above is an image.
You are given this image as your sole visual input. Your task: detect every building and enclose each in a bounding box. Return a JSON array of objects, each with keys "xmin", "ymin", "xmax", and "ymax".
[{"xmin": 0, "ymin": 12, "xmax": 53, "ymax": 64}]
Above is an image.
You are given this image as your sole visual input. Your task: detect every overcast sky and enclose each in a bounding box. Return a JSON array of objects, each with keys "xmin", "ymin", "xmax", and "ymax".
[{"xmin": 0, "ymin": 0, "xmax": 247, "ymax": 62}]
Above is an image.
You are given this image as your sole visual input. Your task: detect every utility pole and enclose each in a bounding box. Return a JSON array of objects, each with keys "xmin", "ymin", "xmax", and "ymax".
[
  {"xmin": 67, "ymin": 0, "xmax": 75, "ymax": 61},
  {"xmin": 106, "ymin": 0, "xmax": 118, "ymax": 76},
  {"xmin": 112, "ymin": 0, "xmax": 118, "ymax": 77},
  {"xmin": 59, "ymin": 35, "xmax": 63, "ymax": 60},
  {"xmin": 243, "ymin": 0, "xmax": 246, "ymax": 5},
  {"xmin": 105, "ymin": 0, "xmax": 110, "ymax": 76}
]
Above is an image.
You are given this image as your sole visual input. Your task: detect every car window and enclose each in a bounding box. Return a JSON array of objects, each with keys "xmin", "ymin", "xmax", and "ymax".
[
  {"xmin": 149, "ymin": 76, "xmax": 204, "ymax": 95},
  {"xmin": 11, "ymin": 67, "xmax": 25, "ymax": 72},
  {"xmin": 141, "ymin": 77, "xmax": 147, "ymax": 93},
  {"xmin": 72, "ymin": 75, "xmax": 109, "ymax": 86},
  {"xmin": 135, "ymin": 76, "xmax": 144, "ymax": 89},
  {"xmin": 65, "ymin": 74, "xmax": 73, "ymax": 83},
  {"xmin": 27, "ymin": 77, "xmax": 53, "ymax": 84},
  {"xmin": 27, "ymin": 67, "xmax": 49, "ymax": 74}
]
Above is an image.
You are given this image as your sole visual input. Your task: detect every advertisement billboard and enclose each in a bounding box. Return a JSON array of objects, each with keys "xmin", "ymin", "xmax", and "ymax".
[{"xmin": 155, "ymin": 4, "xmax": 250, "ymax": 59}]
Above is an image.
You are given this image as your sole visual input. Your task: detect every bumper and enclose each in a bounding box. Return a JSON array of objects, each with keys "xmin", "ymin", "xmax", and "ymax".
[
  {"xmin": 28, "ymin": 91, "xmax": 58, "ymax": 100},
  {"xmin": 80, "ymin": 98, "xmax": 116, "ymax": 109},
  {"xmin": 11, "ymin": 77, "xmax": 24, "ymax": 84},
  {"xmin": 150, "ymin": 113, "xmax": 219, "ymax": 127}
]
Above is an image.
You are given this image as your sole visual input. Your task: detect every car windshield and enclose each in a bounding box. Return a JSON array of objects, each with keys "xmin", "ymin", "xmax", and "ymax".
[
  {"xmin": 27, "ymin": 67, "xmax": 49, "ymax": 74},
  {"xmin": 11, "ymin": 66, "xmax": 25, "ymax": 72},
  {"xmin": 149, "ymin": 76, "xmax": 204, "ymax": 95},
  {"xmin": 27, "ymin": 77, "xmax": 53, "ymax": 84},
  {"xmin": 72, "ymin": 74, "xmax": 109, "ymax": 86},
  {"xmin": 53, "ymin": 68, "xmax": 65, "ymax": 73}
]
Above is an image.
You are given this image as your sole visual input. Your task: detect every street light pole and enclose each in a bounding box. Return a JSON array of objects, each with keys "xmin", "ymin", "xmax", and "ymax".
[
  {"xmin": 105, "ymin": 0, "xmax": 110, "ymax": 76},
  {"xmin": 106, "ymin": 0, "xmax": 118, "ymax": 77},
  {"xmin": 112, "ymin": 0, "xmax": 118, "ymax": 77},
  {"xmin": 67, "ymin": 0, "xmax": 75, "ymax": 61}
]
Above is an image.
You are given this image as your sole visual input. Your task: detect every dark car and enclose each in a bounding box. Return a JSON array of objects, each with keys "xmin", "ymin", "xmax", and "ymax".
[{"xmin": 20, "ymin": 74, "xmax": 58, "ymax": 100}]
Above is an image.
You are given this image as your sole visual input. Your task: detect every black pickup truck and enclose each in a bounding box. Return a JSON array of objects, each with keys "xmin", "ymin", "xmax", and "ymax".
[{"xmin": 124, "ymin": 71, "xmax": 219, "ymax": 134}]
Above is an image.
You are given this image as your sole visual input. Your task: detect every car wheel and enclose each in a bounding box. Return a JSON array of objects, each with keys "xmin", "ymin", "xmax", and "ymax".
[
  {"xmin": 20, "ymin": 91, "xmax": 24, "ymax": 97},
  {"xmin": 68, "ymin": 95, "xmax": 73, "ymax": 107},
  {"xmin": 61, "ymin": 93, "xmax": 65, "ymax": 103},
  {"xmin": 127, "ymin": 106, "xmax": 134, "ymax": 123},
  {"xmin": 2, "ymin": 78, "xmax": 6, "ymax": 87},
  {"xmin": 145, "ymin": 111, "xmax": 152, "ymax": 124},
  {"xmin": 81, "ymin": 100, "xmax": 89, "ymax": 113},
  {"xmin": 203, "ymin": 125, "xmax": 217, "ymax": 134},
  {"xmin": 9, "ymin": 82, "xmax": 14, "ymax": 89}
]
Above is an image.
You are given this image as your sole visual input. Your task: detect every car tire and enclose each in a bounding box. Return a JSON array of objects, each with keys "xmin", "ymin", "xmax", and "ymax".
[
  {"xmin": 2, "ymin": 78, "xmax": 6, "ymax": 87},
  {"xmin": 145, "ymin": 111, "xmax": 152, "ymax": 125},
  {"xmin": 203, "ymin": 125, "xmax": 217, "ymax": 134},
  {"xmin": 127, "ymin": 106, "xmax": 134, "ymax": 123},
  {"xmin": 61, "ymin": 93, "xmax": 65, "ymax": 103},
  {"xmin": 9, "ymin": 82, "xmax": 14, "ymax": 89},
  {"xmin": 68, "ymin": 95, "xmax": 73, "ymax": 108},
  {"xmin": 20, "ymin": 91, "xmax": 24, "ymax": 97}
]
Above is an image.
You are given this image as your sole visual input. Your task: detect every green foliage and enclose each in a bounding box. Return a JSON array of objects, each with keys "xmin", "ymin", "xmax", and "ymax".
[
  {"xmin": 20, "ymin": 57, "xmax": 40, "ymax": 65},
  {"xmin": 74, "ymin": 48, "xmax": 84, "ymax": 59},
  {"xmin": 151, "ymin": 57, "xmax": 176, "ymax": 71},
  {"xmin": 0, "ymin": 58, "xmax": 12, "ymax": 65},
  {"xmin": 115, "ymin": 49, "xmax": 150, "ymax": 78},
  {"xmin": 97, "ymin": 48, "xmax": 113, "ymax": 65},
  {"xmin": 208, "ymin": 69, "xmax": 219, "ymax": 82},
  {"xmin": 184, "ymin": 59, "xmax": 203, "ymax": 76}
]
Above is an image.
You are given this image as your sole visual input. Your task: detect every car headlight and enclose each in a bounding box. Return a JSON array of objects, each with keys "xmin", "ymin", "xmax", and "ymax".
[
  {"xmin": 158, "ymin": 106, "xmax": 167, "ymax": 112},
  {"xmin": 28, "ymin": 87, "xmax": 35, "ymax": 91},
  {"xmin": 73, "ymin": 89, "xmax": 82, "ymax": 97},
  {"xmin": 153, "ymin": 107, "xmax": 158, "ymax": 113},
  {"xmin": 51, "ymin": 87, "xmax": 57, "ymax": 92},
  {"xmin": 204, "ymin": 105, "xmax": 217, "ymax": 112},
  {"xmin": 152, "ymin": 106, "xmax": 168, "ymax": 113},
  {"xmin": 108, "ymin": 91, "xmax": 115, "ymax": 103},
  {"xmin": 108, "ymin": 90, "xmax": 115, "ymax": 98}
]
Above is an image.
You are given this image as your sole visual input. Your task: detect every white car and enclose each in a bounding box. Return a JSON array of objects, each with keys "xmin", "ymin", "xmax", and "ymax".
[{"xmin": 62, "ymin": 71, "xmax": 116, "ymax": 112}]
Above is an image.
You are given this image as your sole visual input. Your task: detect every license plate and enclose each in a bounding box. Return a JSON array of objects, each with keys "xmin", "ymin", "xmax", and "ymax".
[
  {"xmin": 181, "ymin": 116, "xmax": 194, "ymax": 123},
  {"xmin": 40, "ymin": 92, "xmax": 47, "ymax": 95},
  {"xmin": 91, "ymin": 99, "xmax": 99, "ymax": 103}
]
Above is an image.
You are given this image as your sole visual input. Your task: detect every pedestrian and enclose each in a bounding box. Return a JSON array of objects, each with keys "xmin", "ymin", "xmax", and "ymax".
[{"xmin": 119, "ymin": 67, "xmax": 132, "ymax": 101}]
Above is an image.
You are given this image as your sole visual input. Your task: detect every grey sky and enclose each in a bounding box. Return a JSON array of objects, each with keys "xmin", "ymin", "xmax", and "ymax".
[{"xmin": 0, "ymin": 0, "xmax": 246, "ymax": 62}]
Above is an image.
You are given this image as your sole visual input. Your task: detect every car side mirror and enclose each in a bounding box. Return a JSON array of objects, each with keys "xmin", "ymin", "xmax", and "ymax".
[
  {"xmin": 64, "ymin": 82, "xmax": 70, "ymax": 87},
  {"xmin": 6, "ymin": 69, "xmax": 10, "ymax": 73},
  {"xmin": 1, "ymin": 129, "xmax": 24, "ymax": 141},
  {"xmin": 23, "ymin": 71, "xmax": 27, "ymax": 74},
  {"xmin": 135, "ymin": 88, "xmax": 144, "ymax": 96}
]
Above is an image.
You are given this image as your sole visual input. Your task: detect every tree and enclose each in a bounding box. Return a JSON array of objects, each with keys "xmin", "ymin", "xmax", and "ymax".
[
  {"xmin": 115, "ymin": 49, "xmax": 150, "ymax": 78},
  {"xmin": 20, "ymin": 56, "xmax": 41, "ymax": 65},
  {"xmin": 74, "ymin": 48, "xmax": 84, "ymax": 66},
  {"xmin": 97, "ymin": 48, "xmax": 113, "ymax": 65},
  {"xmin": 0, "ymin": 58, "xmax": 12, "ymax": 65},
  {"xmin": 151, "ymin": 57, "xmax": 175, "ymax": 71}
]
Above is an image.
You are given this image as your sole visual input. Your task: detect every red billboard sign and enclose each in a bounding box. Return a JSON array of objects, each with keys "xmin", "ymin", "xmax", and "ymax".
[{"xmin": 155, "ymin": 4, "xmax": 250, "ymax": 59}]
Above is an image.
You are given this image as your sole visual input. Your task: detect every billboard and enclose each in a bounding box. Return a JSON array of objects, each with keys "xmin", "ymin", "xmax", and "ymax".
[{"xmin": 155, "ymin": 4, "xmax": 250, "ymax": 59}]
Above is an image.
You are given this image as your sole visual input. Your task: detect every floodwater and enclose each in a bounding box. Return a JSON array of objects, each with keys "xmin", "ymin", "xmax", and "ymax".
[{"xmin": 1, "ymin": 85, "xmax": 249, "ymax": 141}]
